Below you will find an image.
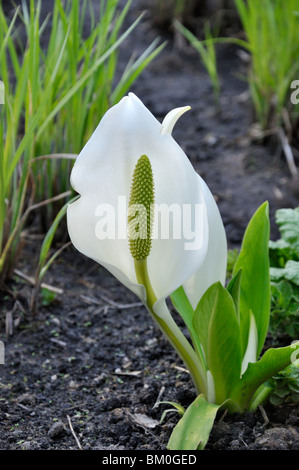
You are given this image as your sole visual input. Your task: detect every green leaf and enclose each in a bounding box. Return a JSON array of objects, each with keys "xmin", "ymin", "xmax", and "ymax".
[
  {"xmin": 270, "ymin": 260, "xmax": 299, "ymax": 285},
  {"xmin": 227, "ymin": 268, "xmax": 242, "ymax": 322},
  {"xmin": 193, "ymin": 282, "xmax": 242, "ymax": 404},
  {"xmin": 233, "ymin": 201, "xmax": 270, "ymax": 356},
  {"xmin": 35, "ymin": 11, "xmax": 147, "ymax": 140},
  {"xmin": 38, "ymin": 197, "xmax": 74, "ymax": 271},
  {"xmin": 171, "ymin": 286, "xmax": 194, "ymax": 332},
  {"xmin": 271, "ymin": 280, "xmax": 294, "ymax": 309},
  {"xmin": 269, "ymin": 238, "xmax": 292, "ymax": 267},
  {"xmin": 270, "ymin": 267, "xmax": 287, "ymax": 282},
  {"xmin": 275, "ymin": 207, "xmax": 299, "ymax": 256},
  {"xmin": 41, "ymin": 287, "xmax": 56, "ymax": 306},
  {"xmin": 270, "ymin": 281, "xmax": 299, "ymax": 338},
  {"xmin": 171, "ymin": 286, "xmax": 207, "ymax": 370},
  {"xmin": 285, "ymin": 260, "xmax": 299, "ymax": 286},
  {"xmin": 167, "ymin": 394, "xmax": 220, "ymax": 450},
  {"xmin": 230, "ymin": 341, "xmax": 299, "ymax": 411},
  {"xmin": 226, "ymin": 248, "xmax": 239, "ymax": 277},
  {"xmin": 111, "ymin": 39, "xmax": 167, "ymax": 104},
  {"xmin": 154, "ymin": 401, "xmax": 185, "ymax": 424}
]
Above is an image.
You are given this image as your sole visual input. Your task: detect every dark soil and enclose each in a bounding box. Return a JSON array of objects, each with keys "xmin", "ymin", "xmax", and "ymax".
[{"xmin": 1, "ymin": 0, "xmax": 299, "ymax": 451}]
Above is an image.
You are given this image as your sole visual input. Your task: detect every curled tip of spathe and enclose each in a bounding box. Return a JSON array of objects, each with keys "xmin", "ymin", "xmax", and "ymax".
[{"xmin": 161, "ymin": 105, "xmax": 191, "ymax": 136}]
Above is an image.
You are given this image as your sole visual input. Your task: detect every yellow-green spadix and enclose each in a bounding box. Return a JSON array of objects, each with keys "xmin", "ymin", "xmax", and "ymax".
[
  {"xmin": 67, "ymin": 93, "xmax": 227, "ymax": 314},
  {"xmin": 128, "ymin": 154, "xmax": 154, "ymax": 261}
]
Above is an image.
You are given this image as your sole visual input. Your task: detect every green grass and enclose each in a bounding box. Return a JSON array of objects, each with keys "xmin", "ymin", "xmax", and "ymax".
[
  {"xmin": 174, "ymin": 19, "xmax": 220, "ymax": 106},
  {"xmin": 0, "ymin": 0, "xmax": 164, "ymax": 282},
  {"xmin": 176, "ymin": 0, "xmax": 299, "ymax": 175},
  {"xmin": 234, "ymin": 0, "xmax": 299, "ymax": 131},
  {"xmin": 176, "ymin": 0, "xmax": 299, "ymax": 127}
]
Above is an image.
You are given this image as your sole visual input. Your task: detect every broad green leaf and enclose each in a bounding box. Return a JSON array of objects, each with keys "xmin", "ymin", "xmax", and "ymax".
[
  {"xmin": 171, "ymin": 286, "xmax": 206, "ymax": 368},
  {"xmin": 171, "ymin": 286, "xmax": 195, "ymax": 332},
  {"xmin": 227, "ymin": 268, "xmax": 242, "ymax": 322},
  {"xmin": 233, "ymin": 201, "xmax": 270, "ymax": 356},
  {"xmin": 230, "ymin": 341, "xmax": 299, "ymax": 411},
  {"xmin": 193, "ymin": 282, "xmax": 242, "ymax": 404},
  {"xmin": 167, "ymin": 394, "xmax": 220, "ymax": 450}
]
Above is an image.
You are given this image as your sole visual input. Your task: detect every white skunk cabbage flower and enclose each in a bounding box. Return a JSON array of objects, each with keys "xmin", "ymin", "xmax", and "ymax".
[{"xmin": 67, "ymin": 93, "xmax": 226, "ymax": 316}]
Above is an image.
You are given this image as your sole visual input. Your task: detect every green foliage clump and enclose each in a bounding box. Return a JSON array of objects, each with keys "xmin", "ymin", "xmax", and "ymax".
[
  {"xmin": 269, "ymin": 208, "xmax": 299, "ymax": 339},
  {"xmin": 267, "ymin": 362, "xmax": 299, "ymax": 405},
  {"xmin": 0, "ymin": 0, "xmax": 164, "ymax": 282}
]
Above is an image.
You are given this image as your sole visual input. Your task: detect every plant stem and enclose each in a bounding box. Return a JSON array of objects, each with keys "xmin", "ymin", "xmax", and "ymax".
[{"xmin": 134, "ymin": 258, "xmax": 207, "ymax": 396}]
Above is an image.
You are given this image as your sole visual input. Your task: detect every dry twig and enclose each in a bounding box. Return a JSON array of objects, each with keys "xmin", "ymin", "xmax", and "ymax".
[
  {"xmin": 80, "ymin": 293, "xmax": 142, "ymax": 310},
  {"xmin": 67, "ymin": 415, "xmax": 82, "ymax": 450},
  {"xmin": 278, "ymin": 128, "xmax": 298, "ymax": 179},
  {"xmin": 14, "ymin": 269, "xmax": 63, "ymax": 294},
  {"xmin": 259, "ymin": 404, "xmax": 270, "ymax": 426}
]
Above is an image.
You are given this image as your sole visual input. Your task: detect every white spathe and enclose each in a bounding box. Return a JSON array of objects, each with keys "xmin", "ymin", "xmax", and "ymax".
[
  {"xmin": 67, "ymin": 93, "xmax": 226, "ymax": 312},
  {"xmin": 182, "ymin": 174, "xmax": 227, "ymax": 310}
]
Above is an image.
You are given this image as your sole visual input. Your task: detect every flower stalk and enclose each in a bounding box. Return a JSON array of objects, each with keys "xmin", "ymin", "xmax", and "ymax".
[{"xmin": 135, "ymin": 257, "xmax": 207, "ymax": 396}]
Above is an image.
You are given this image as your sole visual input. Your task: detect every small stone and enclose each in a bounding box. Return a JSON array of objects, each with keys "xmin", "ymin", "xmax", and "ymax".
[
  {"xmin": 18, "ymin": 393, "xmax": 36, "ymax": 406},
  {"xmin": 21, "ymin": 441, "xmax": 34, "ymax": 450},
  {"xmin": 68, "ymin": 380, "xmax": 78, "ymax": 390},
  {"xmin": 48, "ymin": 420, "xmax": 65, "ymax": 439},
  {"xmin": 202, "ymin": 132, "xmax": 218, "ymax": 147},
  {"xmin": 130, "ymin": 412, "xmax": 159, "ymax": 429},
  {"xmin": 230, "ymin": 439, "xmax": 241, "ymax": 449}
]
